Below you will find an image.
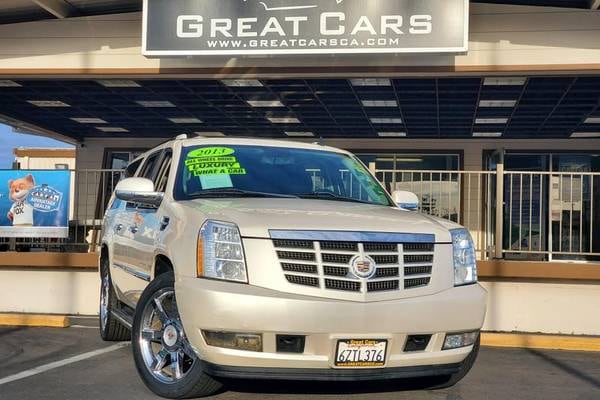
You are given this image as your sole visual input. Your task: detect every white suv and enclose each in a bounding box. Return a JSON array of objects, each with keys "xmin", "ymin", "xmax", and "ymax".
[{"xmin": 100, "ymin": 136, "xmax": 486, "ymax": 398}]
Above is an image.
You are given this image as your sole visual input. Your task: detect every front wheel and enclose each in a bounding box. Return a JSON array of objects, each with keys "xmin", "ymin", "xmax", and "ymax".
[{"xmin": 131, "ymin": 272, "xmax": 222, "ymax": 399}]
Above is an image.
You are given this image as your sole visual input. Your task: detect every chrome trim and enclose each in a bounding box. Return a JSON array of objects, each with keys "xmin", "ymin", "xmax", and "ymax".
[
  {"xmin": 110, "ymin": 309, "xmax": 133, "ymax": 329},
  {"xmin": 113, "ymin": 262, "xmax": 151, "ymax": 282},
  {"xmin": 269, "ymin": 230, "xmax": 435, "ymax": 243}
]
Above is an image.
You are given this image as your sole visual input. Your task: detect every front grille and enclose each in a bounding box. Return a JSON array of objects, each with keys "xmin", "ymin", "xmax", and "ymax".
[
  {"xmin": 404, "ymin": 254, "xmax": 434, "ymax": 264},
  {"xmin": 277, "ymin": 251, "xmax": 316, "ymax": 262},
  {"xmin": 371, "ymin": 255, "xmax": 398, "ymax": 265},
  {"xmin": 375, "ymin": 267, "xmax": 400, "ymax": 278},
  {"xmin": 323, "ymin": 265, "xmax": 349, "ymax": 277},
  {"xmin": 363, "ymin": 243, "xmax": 398, "ymax": 252},
  {"xmin": 320, "ymin": 241, "xmax": 358, "ymax": 252},
  {"xmin": 273, "ymin": 239, "xmax": 314, "ymax": 249},
  {"xmin": 321, "ymin": 253, "xmax": 353, "ymax": 264},
  {"xmin": 404, "ymin": 277, "xmax": 431, "ymax": 289},
  {"xmin": 325, "ymin": 279, "xmax": 361, "ymax": 292},
  {"xmin": 405, "ymin": 265, "xmax": 432, "ymax": 276},
  {"xmin": 286, "ymin": 275, "xmax": 319, "ymax": 287},
  {"xmin": 367, "ymin": 280, "xmax": 400, "ymax": 292},
  {"xmin": 273, "ymin": 238, "xmax": 435, "ymax": 294},
  {"xmin": 281, "ymin": 263, "xmax": 318, "ymax": 274}
]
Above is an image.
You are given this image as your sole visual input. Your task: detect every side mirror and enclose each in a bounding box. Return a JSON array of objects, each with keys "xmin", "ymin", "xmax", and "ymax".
[
  {"xmin": 392, "ymin": 190, "xmax": 419, "ymax": 211},
  {"xmin": 115, "ymin": 177, "xmax": 163, "ymax": 208}
]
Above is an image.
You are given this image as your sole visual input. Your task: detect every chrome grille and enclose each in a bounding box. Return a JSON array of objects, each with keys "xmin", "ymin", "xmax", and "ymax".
[
  {"xmin": 273, "ymin": 238, "xmax": 435, "ymax": 294},
  {"xmin": 286, "ymin": 275, "xmax": 319, "ymax": 287}
]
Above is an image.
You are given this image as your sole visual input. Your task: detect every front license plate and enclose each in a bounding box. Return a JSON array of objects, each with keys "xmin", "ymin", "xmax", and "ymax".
[{"xmin": 335, "ymin": 339, "xmax": 388, "ymax": 367}]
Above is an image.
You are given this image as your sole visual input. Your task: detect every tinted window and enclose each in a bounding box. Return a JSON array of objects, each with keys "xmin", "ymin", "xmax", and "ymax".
[
  {"xmin": 174, "ymin": 145, "xmax": 392, "ymax": 206},
  {"xmin": 138, "ymin": 152, "xmax": 161, "ymax": 180},
  {"xmin": 125, "ymin": 159, "xmax": 142, "ymax": 178},
  {"xmin": 155, "ymin": 151, "xmax": 172, "ymax": 193}
]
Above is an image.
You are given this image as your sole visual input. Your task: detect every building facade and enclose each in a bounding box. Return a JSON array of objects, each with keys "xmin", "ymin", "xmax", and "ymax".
[{"xmin": 0, "ymin": 0, "xmax": 599, "ymax": 334}]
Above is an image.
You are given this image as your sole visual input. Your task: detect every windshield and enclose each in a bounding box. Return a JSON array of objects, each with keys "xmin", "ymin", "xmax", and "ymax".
[{"xmin": 174, "ymin": 145, "xmax": 392, "ymax": 206}]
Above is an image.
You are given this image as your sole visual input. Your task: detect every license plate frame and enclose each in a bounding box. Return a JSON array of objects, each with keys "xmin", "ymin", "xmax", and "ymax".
[{"xmin": 334, "ymin": 339, "xmax": 388, "ymax": 368}]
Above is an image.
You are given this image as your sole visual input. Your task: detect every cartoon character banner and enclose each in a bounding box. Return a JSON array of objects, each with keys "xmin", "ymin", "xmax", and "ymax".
[{"xmin": 0, "ymin": 170, "xmax": 70, "ymax": 238}]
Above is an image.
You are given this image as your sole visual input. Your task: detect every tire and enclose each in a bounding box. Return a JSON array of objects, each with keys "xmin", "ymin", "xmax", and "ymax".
[
  {"xmin": 131, "ymin": 272, "xmax": 222, "ymax": 399},
  {"xmin": 429, "ymin": 336, "xmax": 480, "ymax": 390},
  {"xmin": 99, "ymin": 255, "xmax": 131, "ymax": 341}
]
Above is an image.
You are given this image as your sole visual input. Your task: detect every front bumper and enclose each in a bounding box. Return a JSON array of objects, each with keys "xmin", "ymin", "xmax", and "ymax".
[{"xmin": 176, "ymin": 278, "xmax": 487, "ymax": 374}]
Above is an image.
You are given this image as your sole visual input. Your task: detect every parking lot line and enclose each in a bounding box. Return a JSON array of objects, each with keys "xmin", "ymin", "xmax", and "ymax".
[{"xmin": 0, "ymin": 342, "xmax": 129, "ymax": 386}]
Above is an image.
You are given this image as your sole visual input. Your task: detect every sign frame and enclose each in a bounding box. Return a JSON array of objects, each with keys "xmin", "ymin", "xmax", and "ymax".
[{"xmin": 142, "ymin": 0, "xmax": 469, "ymax": 57}]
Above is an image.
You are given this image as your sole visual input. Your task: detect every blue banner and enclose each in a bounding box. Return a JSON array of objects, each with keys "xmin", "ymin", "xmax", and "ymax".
[{"xmin": 0, "ymin": 170, "xmax": 71, "ymax": 238}]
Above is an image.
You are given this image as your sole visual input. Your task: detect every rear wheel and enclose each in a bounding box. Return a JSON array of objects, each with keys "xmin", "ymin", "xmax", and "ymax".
[
  {"xmin": 429, "ymin": 336, "xmax": 480, "ymax": 389},
  {"xmin": 132, "ymin": 272, "xmax": 222, "ymax": 399},
  {"xmin": 99, "ymin": 255, "xmax": 130, "ymax": 341}
]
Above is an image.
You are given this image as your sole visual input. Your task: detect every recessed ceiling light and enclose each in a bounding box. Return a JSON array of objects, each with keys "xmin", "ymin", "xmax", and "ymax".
[
  {"xmin": 27, "ymin": 100, "xmax": 70, "ymax": 107},
  {"xmin": 475, "ymin": 118, "xmax": 508, "ymax": 124},
  {"xmin": 473, "ymin": 132, "xmax": 503, "ymax": 137},
  {"xmin": 268, "ymin": 117, "xmax": 301, "ymax": 124},
  {"xmin": 483, "ymin": 77, "xmax": 526, "ymax": 86},
  {"xmin": 195, "ymin": 131, "xmax": 226, "ymax": 137},
  {"xmin": 169, "ymin": 117, "xmax": 203, "ymax": 124},
  {"xmin": 0, "ymin": 80, "xmax": 21, "ymax": 87},
  {"xmin": 479, "ymin": 100, "xmax": 517, "ymax": 108},
  {"xmin": 571, "ymin": 132, "xmax": 600, "ymax": 138},
  {"xmin": 247, "ymin": 100, "xmax": 285, "ymax": 107},
  {"xmin": 584, "ymin": 117, "xmax": 600, "ymax": 124},
  {"xmin": 96, "ymin": 127, "xmax": 129, "ymax": 133},
  {"xmin": 362, "ymin": 100, "xmax": 398, "ymax": 107},
  {"xmin": 97, "ymin": 80, "xmax": 140, "ymax": 88},
  {"xmin": 136, "ymin": 100, "xmax": 176, "ymax": 108},
  {"xmin": 71, "ymin": 117, "xmax": 107, "ymax": 124},
  {"xmin": 222, "ymin": 79, "xmax": 263, "ymax": 87},
  {"xmin": 285, "ymin": 131, "xmax": 314, "ymax": 137},
  {"xmin": 370, "ymin": 117, "xmax": 403, "ymax": 124},
  {"xmin": 350, "ymin": 78, "xmax": 391, "ymax": 87},
  {"xmin": 378, "ymin": 132, "xmax": 406, "ymax": 137}
]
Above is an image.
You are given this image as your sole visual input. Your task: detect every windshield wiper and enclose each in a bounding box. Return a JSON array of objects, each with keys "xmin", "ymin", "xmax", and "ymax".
[
  {"xmin": 296, "ymin": 191, "xmax": 373, "ymax": 205},
  {"xmin": 189, "ymin": 188, "xmax": 299, "ymax": 199}
]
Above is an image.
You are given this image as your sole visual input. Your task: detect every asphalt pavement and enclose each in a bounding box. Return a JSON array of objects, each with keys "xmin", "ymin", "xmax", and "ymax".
[{"xmin": 0, "ymin": 325, "xmax": 598, "ymax": 400}]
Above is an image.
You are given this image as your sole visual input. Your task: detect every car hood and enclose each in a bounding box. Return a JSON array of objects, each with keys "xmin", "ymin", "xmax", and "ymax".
[{"xmin": 178, "ymin": 198, "xmax": 453, "ymax": 242}]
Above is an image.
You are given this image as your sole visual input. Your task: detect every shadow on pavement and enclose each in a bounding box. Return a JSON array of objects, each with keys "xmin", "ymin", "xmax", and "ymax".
[
  {"xmin": 221, "ymin": 376, "xmax": 460, "ymax": 397},
  {"xmin": 525, "ymin": 349, "xmax": 600, "ymax": 390}
]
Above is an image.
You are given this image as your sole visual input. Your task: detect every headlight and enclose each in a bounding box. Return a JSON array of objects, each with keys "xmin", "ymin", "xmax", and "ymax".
[
  {"xmin": 450, "ymin": 228, "xmax": 477, "ymax": 286},
  {"xmin": 197, "ymin": 220, "xmax": 248, "ymax": 283}
]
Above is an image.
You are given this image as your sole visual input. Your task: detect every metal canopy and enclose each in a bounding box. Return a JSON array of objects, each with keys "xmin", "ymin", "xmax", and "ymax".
[
  {"xmin": 0, "ymin": 76, "xmax": 599, "ymax": 140},
  {"xmin": 0, "ymin": 0, "xmax": 596, "ymax": 25}
]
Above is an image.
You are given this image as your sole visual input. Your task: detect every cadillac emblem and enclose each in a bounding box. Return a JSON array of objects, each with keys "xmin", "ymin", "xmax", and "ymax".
[{"xmin": 351, "ymin": 255, "xmax": 377, "ymax": 279}]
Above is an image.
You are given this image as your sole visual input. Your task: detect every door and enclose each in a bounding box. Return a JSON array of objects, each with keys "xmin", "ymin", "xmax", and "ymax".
[
  {"xmin": 111, "ymin": 150, "xmax": 162, "ymax": 307},
  {"xmin": 130, "ymin": 150, "xmax": 172, "ymax": 284}
]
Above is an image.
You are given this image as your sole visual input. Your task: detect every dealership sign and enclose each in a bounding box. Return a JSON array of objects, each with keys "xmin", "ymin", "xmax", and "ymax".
[{"xmin": 142, "ymin": 0, "xmax": 469, "ymax": 56}]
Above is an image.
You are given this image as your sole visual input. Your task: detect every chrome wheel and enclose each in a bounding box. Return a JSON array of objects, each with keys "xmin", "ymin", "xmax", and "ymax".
[
  {"xmin": 138, "ymin": 289, "xmax": 197, "ymax": 384},
  {"xmin": 99, "ymin": 273, "xmax": 110, "ymax": 331}
]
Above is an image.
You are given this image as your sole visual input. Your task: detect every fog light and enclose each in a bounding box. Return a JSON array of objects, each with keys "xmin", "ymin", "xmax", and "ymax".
[
  {"xmin": 202, "ymin": 331, "xmax": 262, "ymax": 352},
  {"xmin": 443, "ymin": 331, "xmax": 479, "ymax": 350}
]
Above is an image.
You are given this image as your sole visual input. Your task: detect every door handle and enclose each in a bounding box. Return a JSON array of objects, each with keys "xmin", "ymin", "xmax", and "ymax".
[
  {"xmin": 160, "ymin": 216, "xmax": 170, "ymax": 231},
  {"xmin": 115, "ymin": 224, "xmax": 123, "ymax": 233}
]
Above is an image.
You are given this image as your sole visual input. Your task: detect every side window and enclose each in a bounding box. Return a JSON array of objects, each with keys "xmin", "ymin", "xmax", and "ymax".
[
  {"xmin": 155, "ymin": 150, "xmax": 173, "ymax": 193},
  {"xmin": 125, "ymin": 159, "xmax": 142, "ymax": 178},
  {"xmin": 138, "ymin": 151, "xmax": 162, "ymax": 180}
]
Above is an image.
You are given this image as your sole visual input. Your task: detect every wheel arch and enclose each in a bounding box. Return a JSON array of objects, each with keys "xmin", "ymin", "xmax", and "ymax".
[{"xmin": 153, "ymin": 254, "xmax": 174, "ymax": 280}]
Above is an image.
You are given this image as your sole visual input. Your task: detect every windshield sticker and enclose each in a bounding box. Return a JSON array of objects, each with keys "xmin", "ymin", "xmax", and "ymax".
[
  {"xmin": 185, "ymin": 147, "xmax": 247, "ymax": 176},
  {"xmin": 199, "ymin": 174, "xmax": 233, "ymax": 190}
]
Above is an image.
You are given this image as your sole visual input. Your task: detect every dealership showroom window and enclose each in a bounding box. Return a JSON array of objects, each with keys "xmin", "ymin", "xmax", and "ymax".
[{"xmin": 0, "ymin": 0, "xmax": 599, "ymax": 399}]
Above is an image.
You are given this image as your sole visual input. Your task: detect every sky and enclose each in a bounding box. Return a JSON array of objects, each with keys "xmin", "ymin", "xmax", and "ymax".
[{"xmin": 0, "ymin": 123, "xmax": 74, "ymax": 169}]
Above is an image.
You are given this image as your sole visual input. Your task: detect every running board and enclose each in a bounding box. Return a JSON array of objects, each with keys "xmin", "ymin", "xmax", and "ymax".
[{"xmin": 111, "ymin": 306, "xmax": 134, "ymax": 329}]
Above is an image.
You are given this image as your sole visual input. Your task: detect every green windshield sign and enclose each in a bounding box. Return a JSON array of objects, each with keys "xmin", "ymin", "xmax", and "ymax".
[{"xmin": 185, "ymin": 147, "xmax": 247, "ymax": 176}]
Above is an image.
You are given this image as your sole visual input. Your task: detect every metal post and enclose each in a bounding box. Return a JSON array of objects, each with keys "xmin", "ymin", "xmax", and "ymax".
[{"xmin": 495, "ymin": 150, "xmax": 505, "ymax": 259}]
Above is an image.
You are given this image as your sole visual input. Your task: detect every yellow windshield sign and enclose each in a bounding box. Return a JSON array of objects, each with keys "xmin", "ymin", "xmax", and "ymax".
[{"xmin": 185, "ymin": 147, "xmax": 247, "ymax": 177}]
